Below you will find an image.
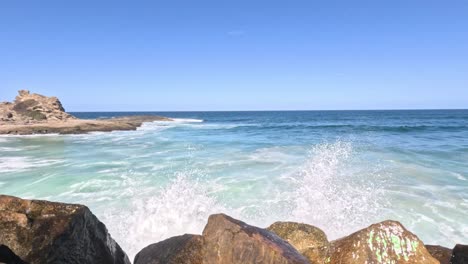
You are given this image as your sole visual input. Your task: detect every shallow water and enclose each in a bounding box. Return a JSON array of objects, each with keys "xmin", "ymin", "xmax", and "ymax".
[{"xmin": 1, "ymin": 110, "xmax": 467, "ymax": 258}]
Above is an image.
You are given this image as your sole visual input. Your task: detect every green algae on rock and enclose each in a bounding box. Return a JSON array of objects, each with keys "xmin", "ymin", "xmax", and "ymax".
[{"xmin": 329, "ymin": 220, "xmax": 438, "ymax": 264}]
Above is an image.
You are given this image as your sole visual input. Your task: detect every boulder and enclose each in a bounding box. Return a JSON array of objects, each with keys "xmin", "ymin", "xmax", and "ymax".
[
  {"xmin": 267, "ymin": 221, "xmax": 329, "ymax": 263},
  {"xmin": 202, "ymin": 214, "xmax": 310, "ymax": 264},
  {"xmin": 451, "ymin": 244, "xmax": 468, "ymax": 264},
  {"xmin": 0, "ymin": 195, "xmax": 130, "ymax": 264},
  {"xmin": 329, "ymin": 220, "xmax": 438, "ymax": 264},
  {"xmin": 426, "ymin": 245, "xmax": 452, "ymax": 264},
  {"xmin": 134, "ymin": 234, "xmax": 203, "ymax": 264}
]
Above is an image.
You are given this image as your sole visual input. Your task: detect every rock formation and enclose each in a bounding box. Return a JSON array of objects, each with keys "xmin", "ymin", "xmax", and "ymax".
[
  {"xmin": 0, "ymin": 90, "xmax": 74, "ymax": 123},
  {"xmin": 0, "ymin": 195, "xmax": 130, "ymax": 264},
  {"xmin": 0, "ymin": 90, "xmax": 172, "ymax": 134}
]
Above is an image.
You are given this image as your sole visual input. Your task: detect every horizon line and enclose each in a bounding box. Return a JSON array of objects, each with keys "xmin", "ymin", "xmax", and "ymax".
[{"xmin": 68, "ymin": 108, "xmax": 468, "ymax": 113}]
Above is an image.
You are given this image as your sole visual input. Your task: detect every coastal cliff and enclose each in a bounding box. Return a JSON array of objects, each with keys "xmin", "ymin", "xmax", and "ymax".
[
  {"xmin": 0, "ymin": 90, "xmax": 171, "ymax": 135},
  {"xmin": 0, "ymin": 195, "xmax": 467, "ymax": 264}
]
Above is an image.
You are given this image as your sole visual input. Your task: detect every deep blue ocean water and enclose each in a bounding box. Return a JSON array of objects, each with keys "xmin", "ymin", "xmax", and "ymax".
[{"xmin": 1, "ymin": 110, "xmax": 467, "ymax": 258}]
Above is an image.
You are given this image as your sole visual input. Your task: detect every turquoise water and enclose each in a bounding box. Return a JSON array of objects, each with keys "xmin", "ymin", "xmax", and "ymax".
[{"xmin": 1, "ymin": 110, "xmax": 467, "ymax": 258}]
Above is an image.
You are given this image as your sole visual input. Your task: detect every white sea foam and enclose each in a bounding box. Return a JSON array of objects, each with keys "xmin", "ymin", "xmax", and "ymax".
[
  {"xmin": 171, "ymin": 118, "xmax": 204, "ymax": 123},
  {"xmin": 103, "ymin": 172, "xmax": 225, "ymax": 259},
  {"xmin": 287, "ymin": 141, "xmax": 385, "ymax": 239}
]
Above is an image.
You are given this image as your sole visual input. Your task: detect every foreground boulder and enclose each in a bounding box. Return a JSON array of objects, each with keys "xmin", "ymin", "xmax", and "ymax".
[
  {"xmin": 267, "ymin": 222, "xmax": 329, "ymax": 263},
  {"xmin": 202, "ymin": 214, "xmax": 310, "ymax": 264},
  {"xmin": 134, "ymin": 234, "xmax": 203, "ymax": 264},
  {"xmin": 0, "ymin": 195, "xmax": 130, "ymax": 264},
  {"xmin": 426, "ymin": 245, "xmax": 452, "ymax": 264},
  {"xmin": 329, "ymin": 220, "xmax": 438, "ymax": 264}
]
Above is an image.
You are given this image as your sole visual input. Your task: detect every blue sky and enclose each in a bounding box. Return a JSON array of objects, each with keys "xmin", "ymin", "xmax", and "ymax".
[{"xmin": 1, "ymin": 0, "xmax": 467, "ymax": 111}]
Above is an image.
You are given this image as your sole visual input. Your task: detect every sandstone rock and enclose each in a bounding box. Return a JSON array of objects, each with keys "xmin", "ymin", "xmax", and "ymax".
[
  {"xmin": 451, "ymin": 244, "xmax": 468, "ymax": 264},
  {"xmin": 267, "ymin": 221, "xmax": 329, "ymax": 263},
  {"xmin": 0, "ymin": 90, "xmax": 173, "ymax": 134},
  {"xmin": 134, "ymin": 234, "xmax": 203, "ymax": 264},
  {"xmin": 426, "ymin": 245, "xmax": 452, "ymax": 264},
  {"xmin": 202, "ymin": 214, "xmax": 310, "ymax": 264},
  {"xmin": 329, "ymin": 220, "xmax": 438, "ymax": 264},
  {"xmin": 0, "ymin": 195, "xmax": 130, "ymax": 264},
  {"xmin": 0, "ymin": 90, "xmax": 74, "ymax": 123}
]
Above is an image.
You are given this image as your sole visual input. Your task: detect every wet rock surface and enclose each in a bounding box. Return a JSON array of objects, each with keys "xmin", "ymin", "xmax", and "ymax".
[{"xmin": 0, "ymin": 195, "xmax": 130, "ymax": 264}]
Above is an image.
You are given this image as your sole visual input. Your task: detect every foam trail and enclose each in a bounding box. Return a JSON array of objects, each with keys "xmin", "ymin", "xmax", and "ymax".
[{"xmin": 171, "ymin": 118, "xmax": 204, "ymax": 123}]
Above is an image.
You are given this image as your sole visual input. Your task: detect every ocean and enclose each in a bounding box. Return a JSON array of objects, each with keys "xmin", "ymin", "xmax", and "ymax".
[{"xmin": 1, "ymin": 110, "xmax": 467, "ymax": 258}]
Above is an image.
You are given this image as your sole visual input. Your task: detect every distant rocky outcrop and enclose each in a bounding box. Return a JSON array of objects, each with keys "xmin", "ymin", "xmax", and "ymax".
[
  {"xmin": 0, "ymin": 90, "xmax": 74, "ymax": 123},
  {"xmin": 0, "ymin": 195, "xmax": 130, "ymax": 264},
  {"xmin": 0, "ymin": 90, "xmax": 172, "ymax": 134}
]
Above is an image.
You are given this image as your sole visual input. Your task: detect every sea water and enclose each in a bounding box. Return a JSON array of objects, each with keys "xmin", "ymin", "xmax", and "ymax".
[{"xmin": 1, "ymin": 110, "xmax": 467, "ymax": 258}]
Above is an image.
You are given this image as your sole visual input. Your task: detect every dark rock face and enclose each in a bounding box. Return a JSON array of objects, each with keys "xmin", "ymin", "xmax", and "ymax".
[
  {"xmin": 451, "ymin": 244, "xmax": 468, "ymax": 264},
  {"xmin": 0, "ymin": 195, "xmax": 130, "ymax": 264},
  {"xmin": 0, "ymin": 244, "xmax": 28, "ymax": 264},
  {"xmin": 134, "ymin": 234, "xmax": 203, "ymax": 264},
  {"xmin": 267, "ymin": 222, "xmax": 329, "ymax": 263},
  {"xmin": 202, "ymin": 214, "xmax": 310, "ymax": 264},
  {"xmin": 426, "ymin": 245, "xmax": 452, "ymax": 264},
  {"xmin": 329, "ymin": 220, "xmax": 438, "ymax": 264}
]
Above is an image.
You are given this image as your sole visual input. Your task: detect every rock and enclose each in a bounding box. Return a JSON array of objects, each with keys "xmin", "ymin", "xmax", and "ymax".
[
  {"xmin": 0, "ymin": 90, "xmax": 74, "ymax": 124},
  {"xmin": 426, "ymin": 245, "xmax": 452, "ymax": 264},
  {"xmin": 0, "ymin": 195, "xmax": 130, "ymax": 264},
  {"xmin": 267, "ymin": 221, "xmax": 329, "ymax": 263},
  {"xmin": 0, "ymin": 244, "xmax": 28, "ymax": 264},
  {"xmin": 451, "ymin": 244, "xmax": 468, "ymax": 264},
  {"xmin": 134, "ymin": 234, "xmax": 203, "ymax": 264},
  {"xmin": 329, "ymin": 220, "xmax": 438, "ymax": 264},
  {"xmin": 202, "ymin": 214, "xmax": 310, "ymax": 264},
  {"xmin": 0, "ymin": 90, "xmax": 173, "ymax": 134}
]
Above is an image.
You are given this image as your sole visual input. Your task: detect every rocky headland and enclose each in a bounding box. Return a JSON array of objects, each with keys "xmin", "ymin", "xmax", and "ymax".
[
  {"xmin": 0, "ymin": 195, "xmax": 467, "ymax": 264},
  {"xmin": 0, "ymin": 90, "xmax": 171, "ymax": 135}
]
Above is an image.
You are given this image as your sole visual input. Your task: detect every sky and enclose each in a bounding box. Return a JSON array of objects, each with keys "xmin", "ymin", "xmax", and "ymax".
[{"xmin": 1, "ymin": 0, "xmax": 467, "ymax": 111}]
